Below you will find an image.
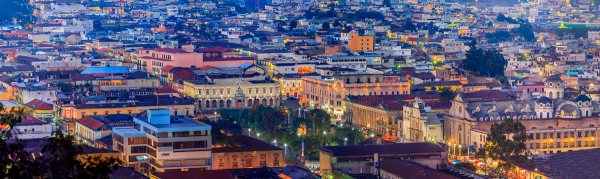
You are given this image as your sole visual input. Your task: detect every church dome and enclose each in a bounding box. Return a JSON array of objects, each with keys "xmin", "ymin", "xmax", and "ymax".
[
  {"xmin": 558, "ymin": 104, "xmax": 579, "ymax": 117},
  {"xmin": 574, "ymin": 95, "xmax": 591, "ymax": 102},
  {"xmin": 536, "ymin": 96, "xmax": 552, "ymax": 104},
  {"xmin": 546, "ymin": 75, "xmax": 563, "ymax": 83}
]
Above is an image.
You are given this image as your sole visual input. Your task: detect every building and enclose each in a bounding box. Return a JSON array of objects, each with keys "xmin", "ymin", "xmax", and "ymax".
[
  {"xmin": 212, "ymin": 135, "xmax": 284, "ymax": 170},
  {"xmin": 349, "ymin": 33, "xmax": 375, "ymax": 52},
  {"xmin": 13, "ymin": 115, "xmax": 53, "ymax": 139},
  {"xmin": 319, "ymin": 142, "xmax": 447, "ymax": 177},
  {"xmin": 56, "ymin": 92, "xmax": 196, "ymax": 121},
  {"xmin": 302, "ymin": 72, "xmax": 410, "ymax": 121},
  {"xmin": 75, "ymin": 116, "xmax": 112, "ymax": 146},
  {"xmin": 444, "ymin": 84, "xmax": 600, "ymax": 153},
  {"xmin": 401, "ymin": 97, "xmax": 443, "ymax": 143},
  {"xmin": 112, "ymin": 109, "xmax": 212, "ymax": 173},
  {"xmin": 24, "ymin": 99, "xmax": 54, "ymax": 122},
  {"xmin": 372, "ymin": 159, "xmax": 459, "ymax": 179},
  {"xmin": 183, "ymin": 78, "xmax": 280, "ymax": 110}
]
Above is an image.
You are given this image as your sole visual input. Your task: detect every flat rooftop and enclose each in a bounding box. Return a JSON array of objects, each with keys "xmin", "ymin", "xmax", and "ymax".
[{"xmin": 135, "ymin": 116, "xmax": 211, "ymax": 132}]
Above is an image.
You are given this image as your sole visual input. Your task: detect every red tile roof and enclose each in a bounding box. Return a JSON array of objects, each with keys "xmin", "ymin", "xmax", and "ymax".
[
  {"xmin": 379, "ymin": 159, "xmax": 460, "ymax": 179},
  {"xmin": 152, "ymin": 170, "xmax": 234, "ymax": 179},
  {"xmin": 156, "ymin": 86, "xmax": 177, "ymax": 93},
  {"xmin": 161, "ymin": 65, "xmax": 177, "ymax": 71},
  {"xmin": 137, "ymin": 56, "xmax": 173, "ymax": 61},
  {"xmin": 19, "ymin": 115, "xmax": 46, "ymax": 125},
  {"xmin": 351, "ymin": 96, "xmax": 405, "ymax": 110},
  {"xmin": 77, "ymin": 116, "xmax": 104, "ymax": 130},
  {"xmin": 152, "ymin": 48, "xmax": 192, "ymax": 54},
  {"xmin": 25, "ymin": 99, "xmax": 53, "ymax": 111},
  {"xmin": 199, "ymin": 65, "xmax": 219, "ymax": 70}
]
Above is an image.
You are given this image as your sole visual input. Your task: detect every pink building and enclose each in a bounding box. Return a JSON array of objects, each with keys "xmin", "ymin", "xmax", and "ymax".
[
  {"xmin": 560, "ymin": 75, "xmax": 579, "ymax": 89},
  {"xmin": 517, "ymin": 82, "xmax": 544, "ymax": 93},
  {"xmin": 134, "ymin": 48, "xmax": 203, "ymax": 74},
  {"xmin": 133, "ymin": 48, "xmax": 255, "ymax": 75}
]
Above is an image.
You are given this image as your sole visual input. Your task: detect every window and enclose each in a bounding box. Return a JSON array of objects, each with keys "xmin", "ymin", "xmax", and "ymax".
[
  {"xmin": 158, "ymin": 142, "xmax": 172, "ymax": 147},
  {"xmin": 206, "ymin": 90, "xmax": 209, "ymax": 95},
  {"xmin": 270, "ymin": 88, "xmax": 273, "ymax": 93},
  {"xmin": 571, "ymin": 132, "xmax": 575, "ymax": 138},
  {"xmin": 273, "ymin": 154, "xmax": 280, "ymax": 167},
  {"xmin": 550, "ymin": 133, "xmax": 554, "ymax": 138},
  {"xmin": 249, "ymin": 88, "xmax": 252, "ymax": 94},
  {"xmin": 263, "ymin": 88, "xmax": 266, "ymax": 93},
  {"xmin": 128, "ymin": 137, "xmax": 146, "ymax": 145},
  {"xmin": 232, "ymin": 157, "xmax": 238, "ymax": 169},
  {"xmin": 131, "ymin": 146, "xmax": 147, "ymax": 154},
  {"xmin": 529, "ymin": 143, "xmax": 534, "ymax": 149},
  {"xmin": 556, "ymin": 142, "xmax": 561, "ymax": 148},
  {"xmin": 220, "ymin": 89, "xmax": 223, "ymax": 95},
  {"xmin": 543, "ymin": 133, "xmax": 547, "ymax": 139},
  {"xmin": 158, "ymin": 133, "xmax": 169, "ymax": 138},
  {"xmin": 585, "ymin": 131, "xmax": 589, "ymax": 137},
  {"xmin": 260, "ymin": 155, "xmax": 266, "ymax": 166},
  {"xmin": 592, "ymin": 131, "xmax": 596, "ymax": 137},
  {"xmin": 557, "ymin": 133, "xmax": 561, "ymax": 138},
  {"xmin": 578, "ymin": 132, "xmax": 582, "ymax": 137},
  {"xmin": 565, "ymin": 132, "xmax": 569, "ymax": 138},
  {"xmin": 256, "ymin": 89, "xmax": 259, "ymax": 93},
  {"xmin": 193, "ymin": 131, "xmax": 208, "ymax": 136},
  {"xmin": 173, "ymin": 141, "xmax": 208, "ymax": 149},
  {"xmin": 172, "ymin": 132, "xmax": 190, "ymax": 137},
  {"xmin": 529, "ymin": 134, "xmax": 533, "ymax": 139},
  {"xmin": 227, "ymin": 89, "xmax": 231, "ymax": 94},
  {"xmin": 536, "ymin": 133, "xmax": 540, "ymax": 139},
  {"xmin": 578, "ymin": 141, "xmax": 582, "ymax": 147},
  {"xmin": 543, "ymin": 143, "xmax": 547, "ymax": 148}
]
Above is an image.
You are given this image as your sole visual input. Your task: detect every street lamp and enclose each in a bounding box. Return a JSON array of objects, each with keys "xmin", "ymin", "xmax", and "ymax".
[
  {"xmin": 214, "ymin": 111, "xmax": 217, "ymax": 119},
  {"xmin": 284, "ymin": 144, "xmax": 287, "ymax": 155},
  {"xmin": 344, "ymin": 138, "xmax": 347, "ymax": 146},
  {"xmin": 248, "ymin": 128, "xmax": 251, "ymax": 136},
  {"xmin": 257, "ymin": 133, "xmax": 260, "ymax": 139}
]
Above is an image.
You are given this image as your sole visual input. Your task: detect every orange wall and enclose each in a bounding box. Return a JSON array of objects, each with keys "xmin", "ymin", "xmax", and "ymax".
[{"xmin": 349, "ymin": 33, "xmax": 375, "ymax": 52}]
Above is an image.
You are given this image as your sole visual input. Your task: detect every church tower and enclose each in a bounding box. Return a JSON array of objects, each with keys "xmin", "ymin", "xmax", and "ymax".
[{"xmin": 544, "ymin": 74, "xmax": 564, "ymax": 99}]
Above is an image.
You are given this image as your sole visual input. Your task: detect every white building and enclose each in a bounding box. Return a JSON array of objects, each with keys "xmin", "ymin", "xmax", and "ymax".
[{"xmin": 112, "ymin": 109, "xmax": 212, "ymax": 173}]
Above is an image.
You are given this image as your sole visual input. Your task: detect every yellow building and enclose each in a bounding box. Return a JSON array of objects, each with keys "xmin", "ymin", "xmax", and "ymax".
[
  {"xmin": 24, "ymin": 99, "xmax": 54, "ymax": 122},
  {"xmin": 183, "ymin": 78, "xmax": 280, "ymax": 110}
]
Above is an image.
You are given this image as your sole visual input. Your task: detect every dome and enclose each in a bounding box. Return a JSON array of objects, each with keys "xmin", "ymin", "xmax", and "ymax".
[
  {"xmin": 574, "ymin": 95, "xmax": 591, "ymax": 102},
  {"xmin": 536, "ymin": 96, "xmax": 552, "ymax": 104},
  {"xmin": 558, "ymin": 104, "xmax": 579, "ymax": 116},
  {"xmin": 546, "ymin": 75, "xmax": 563, "ymax": 83}
]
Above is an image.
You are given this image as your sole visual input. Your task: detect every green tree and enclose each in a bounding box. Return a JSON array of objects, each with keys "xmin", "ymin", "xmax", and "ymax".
[
  {"xmin": 205, "ymin": 117, "xmax": 242, "ymax": 147},
  {"xmin": 289, "ymin": 20, "xmax": 297, "ymax": 30},
  {"xmin": 322, "ymin": 22, "xmax": 331, "ymax": 30},
  {"xmin": 403, "ymin": 19, "xmax": 416, "ymax": 31},
  {"xmin": 438, "ymin": 87, "xmax": 455, "ymax": 102},
  {"xmin": 333, "ymin": 20, "xmax": 341, "ymax": 28},
  {"xmin": 383, "ymin": 0, "xmax": 391, "ymax": 7},
  {"xmin": 487, "ymin": 21, "xmax": 494, "ymax": 27},
  {"xmin": 0, "ymin": 104, "xmax": 120, "ymax": 178},
  {"xmin": 330, "ymin": 127, "xmax": 365, "ymax": 146},
  {"xmin": 475, "ymin": 118, "xmax": 528, "ymax": 178},
  {"xmin": 309, "ymin": 109, "xmax": 331, "ymax": 136},
  {"xmin": 463, "ymin": 40, "xmax": 507, "ymax": 77}
]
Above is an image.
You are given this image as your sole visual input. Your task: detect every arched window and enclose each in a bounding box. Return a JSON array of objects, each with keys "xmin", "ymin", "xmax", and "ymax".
[
  {"xmin": 540, "ymin": 112, "xmax": 543, "ymax": 118},
  {"xmin": 547, "ymin": 112, "xmax": 550, "ymax": 118}
]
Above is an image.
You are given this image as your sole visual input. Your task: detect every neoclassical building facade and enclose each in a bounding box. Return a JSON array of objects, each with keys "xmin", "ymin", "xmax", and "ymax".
[
  {"xmin": 401, "ymin": 97, "xmax": 442, "ymax": 143},
  {"xmin": 444, "ymin": 75, "xmax": 600, "ymax": 153},
  {"xmin": 183, "ymin": 79, "xmax": 280, "ymax": 110}
]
